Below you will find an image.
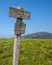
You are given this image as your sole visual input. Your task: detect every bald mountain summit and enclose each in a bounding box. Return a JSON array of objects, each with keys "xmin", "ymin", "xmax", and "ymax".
[{"xmin": 23, "ymin": 32, "xmax": 52, "ymax": 39}]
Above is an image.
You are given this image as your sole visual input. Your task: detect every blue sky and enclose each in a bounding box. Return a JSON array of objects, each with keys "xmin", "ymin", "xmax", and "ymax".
[{"xmin": 0, "ymin": 0, "xmax": 52, "ymax": 37}]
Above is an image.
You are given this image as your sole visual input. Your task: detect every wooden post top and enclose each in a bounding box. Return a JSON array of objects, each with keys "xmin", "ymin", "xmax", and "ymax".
[{"xmin": 17, "ymin": 6, "xmax": 24, "ymax": 11}]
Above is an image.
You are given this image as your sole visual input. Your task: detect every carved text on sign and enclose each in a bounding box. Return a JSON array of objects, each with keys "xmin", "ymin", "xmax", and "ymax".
[
  {"xmin": 9, "ymin": 7, "xmax": 30, "ymax": 19},
  {"xmin": 15, "ymin": 22, "xmax": 26, "ymax": 34}
]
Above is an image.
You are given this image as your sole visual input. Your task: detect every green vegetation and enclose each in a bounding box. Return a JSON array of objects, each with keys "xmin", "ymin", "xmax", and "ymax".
[{"xmin": 0, "ymin": 38, "xmax": 52, "ymax": 65}]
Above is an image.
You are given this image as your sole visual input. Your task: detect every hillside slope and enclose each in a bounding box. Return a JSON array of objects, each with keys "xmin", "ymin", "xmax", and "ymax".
[{"xmin": 23, "ymin": 32, "xmax": 52, "ymax": 39}]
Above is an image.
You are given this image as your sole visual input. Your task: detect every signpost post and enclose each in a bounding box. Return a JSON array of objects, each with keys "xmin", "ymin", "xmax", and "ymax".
[{"xmin": 9, "ymin": 6, "xmax": 31, "ymax": 65}]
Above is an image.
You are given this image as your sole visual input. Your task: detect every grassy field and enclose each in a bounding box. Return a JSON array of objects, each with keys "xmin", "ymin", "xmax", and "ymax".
[{"xmin": 0, "ymin": 38, "xmax": 52, "ymax": 65}]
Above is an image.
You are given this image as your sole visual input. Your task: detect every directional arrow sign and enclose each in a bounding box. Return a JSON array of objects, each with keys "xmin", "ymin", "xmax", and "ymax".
[{"xmin": 9, "ymin": 7, "xmax": 31, "ymax": 19}]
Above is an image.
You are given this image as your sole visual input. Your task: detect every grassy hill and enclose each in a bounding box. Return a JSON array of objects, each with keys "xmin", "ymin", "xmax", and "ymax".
[
  {"xmin": 0, "ymin": 38, "xmax": 52, "ymax": 65},
  {"xmin": 23, "ymin": 32, "xmax": 52, "ymax": 39}
]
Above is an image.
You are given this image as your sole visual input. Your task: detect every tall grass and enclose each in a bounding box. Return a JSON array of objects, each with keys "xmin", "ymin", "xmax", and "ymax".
[{"xmin": 0, "ymin": 38, "xmax": 52, "ymax": 65}]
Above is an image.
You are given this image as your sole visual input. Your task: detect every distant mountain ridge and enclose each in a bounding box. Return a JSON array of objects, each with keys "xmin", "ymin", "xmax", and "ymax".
[{"xmin": 23, "ymin": 32, "xmax": 52, "ymax": 39}]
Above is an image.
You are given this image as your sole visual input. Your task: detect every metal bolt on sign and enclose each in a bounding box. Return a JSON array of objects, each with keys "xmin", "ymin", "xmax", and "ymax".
[{"xmin": 9, "ymin": 6, "xmax": 31, "ymax": 65}]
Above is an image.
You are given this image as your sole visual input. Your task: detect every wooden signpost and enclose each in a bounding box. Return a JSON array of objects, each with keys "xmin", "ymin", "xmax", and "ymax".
[{"xmin": 9, "ymin": 6, "xmax": 31, "ymax": 65}]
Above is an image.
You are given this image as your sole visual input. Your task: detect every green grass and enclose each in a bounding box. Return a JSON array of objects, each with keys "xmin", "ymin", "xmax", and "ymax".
[{"xmin": 0, "ymin": 38, "xmax": 52, "ymax": 65}]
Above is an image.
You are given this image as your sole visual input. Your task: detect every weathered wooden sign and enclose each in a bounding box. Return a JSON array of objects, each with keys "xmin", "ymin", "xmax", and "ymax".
[
  {"xmin": 9, "ymin": 7, "xmax": 31, "ymax": 19},
  {"xmin": 15, "ymin": 22, "xmax": 26, "ymax": 34},
  {"xmin": 9, "ymin": 6, "xmax": 31, "ymax": 65}
]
